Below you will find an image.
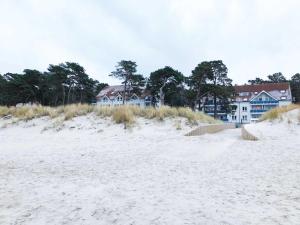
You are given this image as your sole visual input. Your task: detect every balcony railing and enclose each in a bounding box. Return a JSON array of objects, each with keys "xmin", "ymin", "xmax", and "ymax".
[
  {"xmin": 250, "ymin": 109, "xmax": 267, "ymax": 113},
  {"xmin": 250, "ymin": 100, "xmax": 278, "ymax": 104},
  {"xmin": 204, "ymin": 110, "xmax": 227, "ymax": 114}
]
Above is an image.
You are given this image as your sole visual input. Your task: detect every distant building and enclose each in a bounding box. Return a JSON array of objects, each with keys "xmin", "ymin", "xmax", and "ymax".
[
  {"xmin": 96, "ymin": 85, "xmax": 154, "ymax": 107},
  {"xmin": 201, "ymin": 97, "xmax": 230, "ymax": 121},
  {"xmin": 228, "ymin": 82, "xmax": 292, "ymax": 123}
]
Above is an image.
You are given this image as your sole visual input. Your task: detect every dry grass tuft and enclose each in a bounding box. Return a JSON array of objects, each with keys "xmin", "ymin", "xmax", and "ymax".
[
  {"xmin": 112, "ymin": 106, "xmax": 135, "ymax": 124},
  {"xmin": 260, "ymin": 104, "xmax": 300, "ymax": 121},
  {"xmin": 94, "ymin": 106, "xmax": 114, "ymax": 117},
  {"xmin": 63, "ymin": 104, "xmax": 93, "ymax": 120},
  {"xmin": 0, "ymin": 106, "xmax": 10, "ymax": 117},
  {"xmin": 0, "ymin": 106, "xmax": 58, "ymax": 120}
]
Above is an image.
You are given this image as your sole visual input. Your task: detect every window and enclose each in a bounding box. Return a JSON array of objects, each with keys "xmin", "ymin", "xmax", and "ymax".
[
  {"xmin": 131, "ymin": 95, "xmax": 138, "ymax": 100},
  {"xmin": 281, "ymin": 96, "xmax": 287, "ymax": 100},
  {"xmin": 117, "ymin": 96, "xmax": 123, "ymax": 101},
  {"xmin": 103, "ymin": 97, "xmax": 108, "ymax": 102},
  {"xmin": 242, "ymin": 106, "xmax": 247, "ymax": 112},
  {"xmin": 280, "ymin": 90, "xmax": 286, "ymax": 93},
  {"xmin": 232, "ymin": 115, "xmax": 237, "ymax": 120},
  {"xmin": 243, "ymin": 98, "xmax": 248, "ymax": 102},
  {"xmin": 242, "ymin": 115, "xmax": 248, "ymax": 121},
  {"xmin": 239, "ymin": 92, "xmax": 249, "ymax": 97},
  {"xmin": 254, "ymin": 91, "xmax": 258, "ymax": 95},
  {"xmin": 252, "ymin": 114, "xmax": 260, "ymax": 119}
]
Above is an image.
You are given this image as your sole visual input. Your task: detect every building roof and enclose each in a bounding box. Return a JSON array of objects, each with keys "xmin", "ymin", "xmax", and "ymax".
[
  {"xmin": 233, "ymin": 82, "xmax": 292, "ymax": 102},
  {"xmin": 234, "ymin": 82, "xmax": 290, "ymax": 93},
  {"xmin": 96, "ymin": 85, "xmax": 132, "ymax": 98},
  {"xmin": 96, "ymin": 85, "xmax": 152, "ymax": 101}
]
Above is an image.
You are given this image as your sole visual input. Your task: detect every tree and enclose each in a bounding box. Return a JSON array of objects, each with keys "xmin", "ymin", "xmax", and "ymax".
[
  {"xmin": 1, "ymin": 72, "xmax": 41, "ymax": 105},
  {"xmin": 110, "ymin": 60, "xmax": 138, "ymax": 104},
  {"xmin": 94, "ymin": 82, "xmax": 108, "ymax": 96},
  {"xmin": 188, "ymin": 61, "xmax": 213, "ymax": 110},
  {"xmin": 0, "ymin": 62, "xmax": 106, "ymax": 106},
  {"xmin": 291, "ymin": 73, "xmax": 300, "ymax": 103},
  {"xmin": 148, "ymin": 66, "xmax": 184, "ymax": 106},
  {"xmin": 22, "ymin": 69, "xmax": 44, "ymax": 103},
  {"xmin": 46, "ymin": 62, "xmax": 101, "ymax": 105},
  {"xmin": 267, "ymin": 72, "xmax": 287, "ymax": 83},
  {"xmin": 248, "ymin": 77, "xmax": 266, "ymax": 85},
  {"xmin": 47, "ymin": 64, "xmax": 68, "ymax": 105},
  {"xmin": 129, "ymin": 74, "xmax": 146, "ymax": 95},
  {"xmin": 0, "ymin": 74, "xmax": 8, "ymax": 105},
  {"xmin": 206, "ymin": 60, "xmax": 233, "ymax": 118}
]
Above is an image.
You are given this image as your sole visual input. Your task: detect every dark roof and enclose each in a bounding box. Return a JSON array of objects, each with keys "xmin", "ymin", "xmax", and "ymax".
[
  {"xmin": 96, "ymin": 85, "xmax": 151, "ymax": 100},
  {"xmin": 96, "ymin": 85, "xmax": 132, "ymax": 98},
  {"xmin": 234, "ymin": 82, "xmax": 290, "ymax": 93}
]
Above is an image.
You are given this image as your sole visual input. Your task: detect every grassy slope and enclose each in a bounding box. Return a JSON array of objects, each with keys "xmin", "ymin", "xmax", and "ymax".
[
  {"xmin": 0, "ymin": 104, "xmax": 219, "ymax": 125},
  {"xmin": 259, "ymin": 104, "xmax": 300, "ymax": 122}
]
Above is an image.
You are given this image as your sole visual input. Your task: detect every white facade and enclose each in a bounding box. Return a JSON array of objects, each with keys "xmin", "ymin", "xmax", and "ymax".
[
  {"xmin": 228, "ymin": 83, "xmax": 293, "ymax": 123},
  {"xmin": 96, "ymin": 85, "xmax": 153, "ymax": 107},
  {"xmin": 97, "ymin": 94, "xmax": 151, "ymax": 107},
  {"xmin": 229, "ymin": 102, "xmax": 251, "ymax": 123}
]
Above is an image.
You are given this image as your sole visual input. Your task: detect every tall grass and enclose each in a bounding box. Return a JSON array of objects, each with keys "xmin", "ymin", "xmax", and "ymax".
[
  {"xmin": 63, "ymin": 104, "xmax": 93, "ymax": 120},
  {"xmin": 260, "ymin": 104, "xmax": 300, "ymax": 121},
  {"xmin": 112, "ymin": 106, "xmax": 135, "ymax": 124},
  {"xmin": 0, "ymin": 106, "xmax": 57, "ymax": 120},
  {"xmin": 0, "ymin": 106, "xmax": 10, "ymax": 117},
  {"xmin": 0, "ymin": 104, "xmax": 219, "ymax": 124}
]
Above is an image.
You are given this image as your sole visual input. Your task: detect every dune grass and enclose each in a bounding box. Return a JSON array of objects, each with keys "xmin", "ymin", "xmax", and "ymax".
[
  {"xmin": 0, "ymin": 104, "xmax": 219, "ymax": 124},
  {"xmin": 260, "ymin": 104, "xmax": 300, "ymax": 121},
  {"xmin": 0, "ymin": 106, "xmax": 56, "ymax": 120},
  {"xmin": 112, "ymin": 106, "xmax": 135, "ymax": 124}
]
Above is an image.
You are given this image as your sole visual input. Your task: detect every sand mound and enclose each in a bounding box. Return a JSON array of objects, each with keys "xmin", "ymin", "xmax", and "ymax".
[{"xmin": 245, "ymin": 109, "xmax": 300, "ymax": 140}]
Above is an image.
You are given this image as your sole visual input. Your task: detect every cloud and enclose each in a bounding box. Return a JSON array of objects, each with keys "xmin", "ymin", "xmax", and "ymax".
[{"xmin": 1, "ymin": 0, "xmax": 300, "ymax": 84}]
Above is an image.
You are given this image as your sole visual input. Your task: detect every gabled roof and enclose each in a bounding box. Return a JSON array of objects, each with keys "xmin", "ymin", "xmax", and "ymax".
[
  {"xmin": 96, "ymin": 85, "xmax": 133, "ymax": 98},
  {"xmin": 234, "ymin": 82, "xmax": 290, "ymax": 93},
  {"xmin": 131, "ymin": 93, "xmax": 139, "ymax": 99},
  {"xmin": 250, "ymin": 91, "xmax": 278, "ymax": 102}
]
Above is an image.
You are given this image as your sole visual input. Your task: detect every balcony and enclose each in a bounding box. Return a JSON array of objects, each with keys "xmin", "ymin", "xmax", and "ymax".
[
  {"xmin": 204, "ymin": 110, "xmax": 227, "ymax": 114},
  {"xmin": 250, "ymin": 109, "xmax": 267, "ymax": 113},
  {"xmin": 250, "ymin": 100, "xmax": 278, "ymax": 105}
]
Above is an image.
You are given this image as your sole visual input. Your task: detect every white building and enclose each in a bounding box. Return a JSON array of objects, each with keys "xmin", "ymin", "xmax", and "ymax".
[
  {"xmin": 228, "ymin": 83, "xmax": 292, "ymax": 123},
  {"xmin": 96, "ymin": 85, "xmax": 153, "ymax": 107}
]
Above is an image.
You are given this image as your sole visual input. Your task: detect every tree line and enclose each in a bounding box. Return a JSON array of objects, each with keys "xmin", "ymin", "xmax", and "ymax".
[
  {"xmin": 0, "ymin": 62, "xmax": 108, "ymax": 106},
  {"xmin": 1, "ymin": 60, "xmax": 299, "ymax": 117},
  {"xmin": 110, "ymin": 60, "xmax": 234, "ymax": 118}
]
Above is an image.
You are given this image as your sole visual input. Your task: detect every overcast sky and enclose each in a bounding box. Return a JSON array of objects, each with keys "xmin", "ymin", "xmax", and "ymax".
[{"xmin": 1, "ymin": 0, "xmax": 300, "ymax": 84}]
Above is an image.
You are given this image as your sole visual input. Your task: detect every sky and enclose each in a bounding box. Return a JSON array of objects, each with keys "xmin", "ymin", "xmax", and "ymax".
[{"xmin": 1, "ymin": 0, "xmax": 300, "ymax": 85}]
